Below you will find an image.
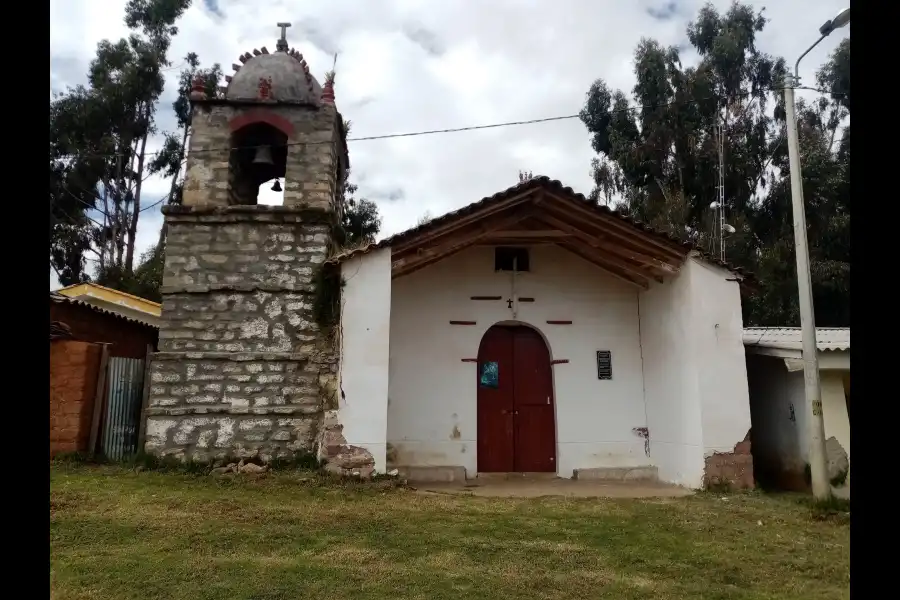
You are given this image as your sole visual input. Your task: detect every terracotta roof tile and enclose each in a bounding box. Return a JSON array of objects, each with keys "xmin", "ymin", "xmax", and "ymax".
[{"xmin": 327, "ymin": 176, "xmax": 751, "ymax": 279}]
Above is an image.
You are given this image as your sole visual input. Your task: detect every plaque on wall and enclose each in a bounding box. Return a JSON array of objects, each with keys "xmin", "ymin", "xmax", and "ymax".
[{"xmin": 596, "ymin": 351, "xmax": 612, "ymax": 380}]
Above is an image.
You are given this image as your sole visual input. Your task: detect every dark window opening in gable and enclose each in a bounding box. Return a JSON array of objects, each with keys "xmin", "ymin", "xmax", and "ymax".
[{"xmin": 495, "ymin": 247, "xmax": 530, "ymax": 272}]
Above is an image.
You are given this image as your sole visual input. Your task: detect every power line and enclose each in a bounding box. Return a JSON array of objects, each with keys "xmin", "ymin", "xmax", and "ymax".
[
  {"xmin": 60, "ymin": 182, "xmax": 172, "ymax": 218},
  {"xmin": 55, "ymin": 85, "xmax": 845, "ymax": 161}
]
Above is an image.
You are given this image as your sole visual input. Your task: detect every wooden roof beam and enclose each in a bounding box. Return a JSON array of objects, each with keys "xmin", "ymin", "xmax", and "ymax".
[
  {"xmin": 484, "ymin": 230, "xmax": 570, "ymax": 240},
  {"xmin": 391, "ymin": 189, "xmax": 537, "ymax": 254},
  {"xmin": 542, "ymin": 191, "xmax": 687, "ymax": 263},
  {"xmin": 392, "ymin": 211, "xmax": 534, "ymax": 278},
  {"xmin": 533, "ymin": 213, "xmax": 679, "ymax": 277},
  {"xmin": 559, "ymin": 242, "xmax": 652, "ymax": 289},
  {"xmin": 569, "ymin": 240, "xmax": 663, "ymax": 284}
]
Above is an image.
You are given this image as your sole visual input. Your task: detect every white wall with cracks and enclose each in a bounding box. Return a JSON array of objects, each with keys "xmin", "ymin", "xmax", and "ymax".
[
  {"xmin": 336, "ymin": 247, "xmax": 752, "ymax": 487},
  {"xmin": 338, "ymin": 248, "xmax": 393, "ymax": 473}
]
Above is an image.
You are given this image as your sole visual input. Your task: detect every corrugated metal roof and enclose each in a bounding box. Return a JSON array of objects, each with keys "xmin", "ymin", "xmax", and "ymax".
[
  {"xmin": 743, "ymin": 327, "xmax": 850, "ymax": 352},
  {"xmin": 55, "ymin": 282, "xmax": 162, "ymax": 314},
  {"xmin": 326, "ymin": 176, "xmax": 750, "ymax": 279},
  {"xmin": 50, "ymin": 292, "xmax": 159, "ymax": 329}
]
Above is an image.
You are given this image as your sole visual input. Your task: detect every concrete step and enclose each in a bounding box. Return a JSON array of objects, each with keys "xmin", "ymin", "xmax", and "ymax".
[
  {"xmin": 475, "ymin": 472, "xmax": 559, "ymax": 482},
  {"xmin": 392, "ymin": 465, "xmax": 467, "ymax": 483},
  {"xmin": 572, "ymin": 466, "xmax": 659, "ymax": 482}
]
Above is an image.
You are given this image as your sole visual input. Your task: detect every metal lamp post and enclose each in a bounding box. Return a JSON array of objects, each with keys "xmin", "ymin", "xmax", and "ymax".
[{"xmin": 783, "ymin": 7, "xmax": 849, "ymax": 500}]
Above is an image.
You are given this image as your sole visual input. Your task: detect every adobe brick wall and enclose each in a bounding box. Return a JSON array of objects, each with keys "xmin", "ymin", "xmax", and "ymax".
[
  {"xmin": 703, "ymin": 431, "xmax": 755, "ymax": 490},
  {"xmin": 50, "ymin": 340, "xmax": 102, "ymax": 457},
  {"xmin": 50, "ymin": 300, "xmax": 157, "ymax": 359}
]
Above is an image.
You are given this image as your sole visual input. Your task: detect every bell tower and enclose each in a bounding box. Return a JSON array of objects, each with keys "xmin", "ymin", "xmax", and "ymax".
[{"xmin": 143, "ymin": 24, "xmax": 350, "ymax": 463}]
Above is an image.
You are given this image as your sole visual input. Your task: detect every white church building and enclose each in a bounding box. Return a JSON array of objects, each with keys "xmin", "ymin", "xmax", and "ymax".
[{"xmin": 329, "ymin": 176, "xmax": 754, "ymax": 489}]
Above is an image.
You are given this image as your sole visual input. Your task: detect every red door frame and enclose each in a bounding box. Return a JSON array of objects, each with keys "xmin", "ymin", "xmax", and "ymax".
[{"xmin": 476, "ymin": 324, "xmax": 557, "ymax": 473}]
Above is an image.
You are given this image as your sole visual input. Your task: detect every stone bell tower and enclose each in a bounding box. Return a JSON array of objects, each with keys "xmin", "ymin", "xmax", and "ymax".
[{"xmin": 143, "ymin": 24, "xmax": 349, "ymax": 462}]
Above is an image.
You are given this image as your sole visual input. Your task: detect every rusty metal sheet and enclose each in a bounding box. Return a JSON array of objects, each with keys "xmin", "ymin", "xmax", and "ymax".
[{"xmin": 102, "ymin": 357, "xmax": 145, "ymax": 461}]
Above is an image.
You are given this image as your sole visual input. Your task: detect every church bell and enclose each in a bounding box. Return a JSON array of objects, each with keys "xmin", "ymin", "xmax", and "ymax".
[
  {"xmin": 252, "ymin": 145, "xmax": 274, "ymax": 166},
  {"xmin": 271, "ymin": 179, "xmax": 283, "ymax": 192}
]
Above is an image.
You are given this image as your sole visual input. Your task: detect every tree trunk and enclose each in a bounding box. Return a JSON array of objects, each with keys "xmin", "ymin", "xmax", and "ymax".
[
  {"xmin": 99, "ymin": 185, "xmax": 109, "ymax": 271},
  {"xmin": 126, "ymin": 122, "xmax": 150, "ymax": 273},
  {"xmin": 156, "ymin": 127, "xmax": 189, "ymax": 251}
]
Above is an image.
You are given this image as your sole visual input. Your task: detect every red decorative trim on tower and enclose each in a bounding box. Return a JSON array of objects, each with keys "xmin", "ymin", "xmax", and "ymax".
[
  {"xmin": 228, "ymin": 110, "xmax": 295, "ymax": 138},
  {"xmin": 321, "ymin": 80, "xmax": 335, "ymax": 104},
  {"xmin": 189, "ymin": 75, "xmax": 207, "ymax": 101},
  {"xmin": 258, "ymin": 77, "xmax": 273, "ymax": 100}
]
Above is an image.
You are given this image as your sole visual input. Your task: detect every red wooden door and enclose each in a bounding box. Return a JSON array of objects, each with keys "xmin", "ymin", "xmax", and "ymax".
[
  {"xmin": 477, "ymin": 326, "xmax": 515, "ymax": 472},
  {"xmin": 477, "ymin": 326, "xmax": 556, "ymax": 473},
  {"xmin": 512, "ymin": 327, "xmax": 556, "ymax": 472}
]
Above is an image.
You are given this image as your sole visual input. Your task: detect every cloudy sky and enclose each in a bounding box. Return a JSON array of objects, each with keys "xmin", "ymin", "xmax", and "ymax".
[{"xmin": 49, "ymin": 0, "xmax": 849, "ymax": 290}]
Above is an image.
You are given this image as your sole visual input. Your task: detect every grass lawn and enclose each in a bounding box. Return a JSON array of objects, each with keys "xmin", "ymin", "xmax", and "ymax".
[{"xmin": 50, "ymin": 464, "xmax": 849, "ymax": 600}]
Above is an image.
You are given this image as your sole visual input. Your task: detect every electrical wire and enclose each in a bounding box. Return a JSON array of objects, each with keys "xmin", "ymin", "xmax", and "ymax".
[
  {"xmin": 54, "ymin": 85, "xmax": 846, "ymax": 161},
  {"xmin": 59, "ymin": 183, "xmax": 172, "ymax": 219},
  {"xmin": 51, "ymin": 83, "xmax": 846, "ymax": 217}
]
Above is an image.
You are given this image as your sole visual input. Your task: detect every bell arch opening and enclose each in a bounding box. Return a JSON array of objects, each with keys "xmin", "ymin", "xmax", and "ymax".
[
  {"xmin": 228, "ymin": 123, "xmax": 288, "ymax": 206},
  {"xmin": 258, "ymin": 178, "xmax": 284, "ymax": 206}
]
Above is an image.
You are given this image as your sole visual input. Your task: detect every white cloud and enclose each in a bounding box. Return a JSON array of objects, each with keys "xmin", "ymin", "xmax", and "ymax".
[{"xmin": 50, "ymin": 0, "xmax": 850, "ymax": 290}]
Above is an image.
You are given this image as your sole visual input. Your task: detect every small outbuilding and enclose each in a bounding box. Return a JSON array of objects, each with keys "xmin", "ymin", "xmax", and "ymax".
[{"xmin": 744, "ymin": 327, "xmax": 850, "ymax": 497}]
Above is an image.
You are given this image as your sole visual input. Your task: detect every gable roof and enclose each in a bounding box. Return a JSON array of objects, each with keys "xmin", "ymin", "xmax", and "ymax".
[
  {"xmin": 54, "ymin": 282, "xmax": 161, "ymax": 315},
  {"xmin": 50, "ymin": 291, "xmax": 159, "ymax": 329},
  {"xmin": 743, "ymin": 327, "xmax": 850, "ymax": 353},
  {"xmin": 327, "ymin": 176, "xmax": 749, "ymax": 286}
]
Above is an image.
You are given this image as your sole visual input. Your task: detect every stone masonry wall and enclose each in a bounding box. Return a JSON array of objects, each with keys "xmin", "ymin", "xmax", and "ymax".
[
  {"xmin": 144, "ymin": 350, "xmax": 336, "ymax": 462},
  {"xmin": 145, "ymin": 206, "xmax": 339, "ymax": 462},
  {"xmin": 161, "ymin": 216, "xmax": 329, "ymax": 294},
  {"xmin": 182, "ymin": 102, "xmax": 342, "ymax": 211}
]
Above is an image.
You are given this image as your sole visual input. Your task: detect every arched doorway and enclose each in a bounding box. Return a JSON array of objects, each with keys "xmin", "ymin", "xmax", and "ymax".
[{"xmin": 476, "ymin": 325, "xmax": 556, "ymax": 473}]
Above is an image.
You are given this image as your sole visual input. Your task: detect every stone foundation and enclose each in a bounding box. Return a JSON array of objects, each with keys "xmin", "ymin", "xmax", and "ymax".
[{"xmin": 144, "ymin": 351, "xmax": 335, "ymax": 461}]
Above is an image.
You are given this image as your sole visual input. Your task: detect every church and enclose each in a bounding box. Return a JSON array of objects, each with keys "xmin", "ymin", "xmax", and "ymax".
[{"xmin": 143, "ymin": 26, "xmax": 755, "ymax": 490}]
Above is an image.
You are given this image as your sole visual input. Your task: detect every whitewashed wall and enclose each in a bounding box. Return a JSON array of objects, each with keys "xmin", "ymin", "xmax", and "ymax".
[
  {"xmin": 638, "ymin": 265, "xmax": 704, "ymax": 487},
  {"xmin": 687, "ymin": 260, "xmax": 753, "ymax": 454},
  {"xmin": 387, "ymin": 245, "xmax": 649, "ymax": 478},
  {"xmin": 338, "ymin": 249, "xmax": 392, "ymax": 472},
  {"xmin": 638, "ymin": 257, "xmax": 751, "ymax": 488}
]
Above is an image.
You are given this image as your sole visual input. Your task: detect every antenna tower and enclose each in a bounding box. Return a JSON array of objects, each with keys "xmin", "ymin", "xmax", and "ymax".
[{"xmin": 715, "ymin": 119, "xmax": 726, "ymax": 262}]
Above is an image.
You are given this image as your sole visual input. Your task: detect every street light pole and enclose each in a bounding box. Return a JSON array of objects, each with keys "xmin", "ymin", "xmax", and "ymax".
[
  {"xmin": 783, "ymin": 80, "xmax": 830, "ymax": 500},
  {"xmin": 783, "ymin": 7, "xmax": 849, "ymax": 501}
]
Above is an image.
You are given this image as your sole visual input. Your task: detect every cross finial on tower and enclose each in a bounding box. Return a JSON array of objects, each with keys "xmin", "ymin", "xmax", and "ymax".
[{"xmin": 276, "ymin": 22, "xmax": 291, "ymax": 52}]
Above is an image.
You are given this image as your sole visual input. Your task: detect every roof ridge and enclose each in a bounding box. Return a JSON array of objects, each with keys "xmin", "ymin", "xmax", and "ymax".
[
  {"xmin": 50, "ymin": 292, "xmax": 159, "ymax": 329},
  {"xmin": 55, "ymin": 282, "xmax": 162, "ymax": 308},
  {"xmin": 326, "ymin": 176, "xmax": 750, "ymax": 278}
]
